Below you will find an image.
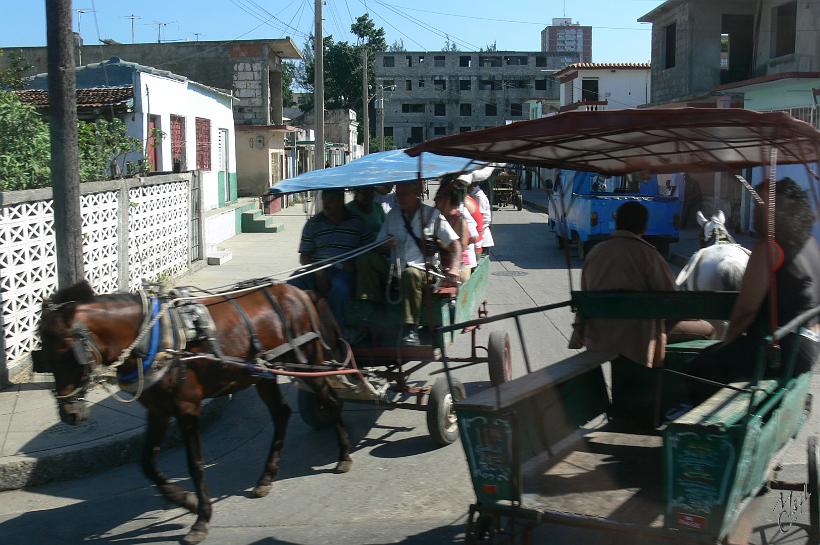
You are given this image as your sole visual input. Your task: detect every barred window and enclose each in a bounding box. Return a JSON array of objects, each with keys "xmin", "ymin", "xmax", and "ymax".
[
  {"xmin": 170, "ymin": 115, "xmax": 186, "ymax": 172},
  {"xmin": 195, "ymin": 117, "xmax": 211, "ymax": 171}
]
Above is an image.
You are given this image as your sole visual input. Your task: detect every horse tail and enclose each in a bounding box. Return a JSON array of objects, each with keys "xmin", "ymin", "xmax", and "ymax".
[{"xmin": 676, "ymin": 249, "xmax": 703, "ymax": 290}]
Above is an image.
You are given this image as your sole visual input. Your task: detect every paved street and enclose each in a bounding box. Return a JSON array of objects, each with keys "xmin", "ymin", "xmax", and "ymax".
[{"xmin": 0, "ymin": 203, "xmax": 817, "ymax": 545}]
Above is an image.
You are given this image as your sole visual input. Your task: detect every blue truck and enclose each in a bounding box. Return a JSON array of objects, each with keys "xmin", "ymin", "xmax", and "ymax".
[{"xmin": 547, "ymin": 170, "xmax": 682, "ymax": 260}]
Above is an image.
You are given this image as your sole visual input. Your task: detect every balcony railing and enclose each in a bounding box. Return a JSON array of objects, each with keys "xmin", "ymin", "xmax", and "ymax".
[
  {"xmin": 763, "ymin": 106, "xmax": 819, "ymax": 129},
  {"xmin": 559, "ymin": 100, "xmax": 608, "ymax": 113}
]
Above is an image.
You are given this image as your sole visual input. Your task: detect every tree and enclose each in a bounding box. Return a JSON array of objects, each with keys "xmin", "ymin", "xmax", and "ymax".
[
  {"xmin": 351, "ymin": 13, "xmax": 387, "ymax": 50},
  {"xmin": 480, "ymin": 41, "xmax": 497, "ymax": 52},
  {"xmin": 281, "ymin": 61, "xmax": 296, "ymax": 107},
  {"xmin": 369, "ymin": 135, "xmax": 395, "ymax": 153},
  {"xmin": 0, "ymin": 50, "xmax": 33, "ymax": 90},
  {"xmin": 442, "ymin": 34, "xmax": 459, "ymax": 52},
  {"xmin": 0, "ymin": 90, "xmax": 141, "ymax": 190},
  {"xmin": 388, "ymin": 39, "xmax": 406, "ymax": 52},
  {"xmin": 0, "ymin": 90, "xmax": 51, "ymax": 189},
  {"xmin": 295, "ymin": 14, "xmax": 389, "ymax": 143}
]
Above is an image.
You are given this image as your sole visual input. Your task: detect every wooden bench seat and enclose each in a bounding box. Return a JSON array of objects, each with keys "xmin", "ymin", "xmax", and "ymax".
[
  {"xmin": 457, "ymin": 350, "xmax": 616, "ymax": 412},
  {"xmin": 671, "ymin": 380, "xmax": 778, "ymax": 428}
]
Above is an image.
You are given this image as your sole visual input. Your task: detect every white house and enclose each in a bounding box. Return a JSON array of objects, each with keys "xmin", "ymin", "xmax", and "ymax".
[
  {"xmin": 554, "ymin": 63, "xmax": 651, "ymax": 111},
  {"xmin": 24, "ymin": 57, "xmax": 243, "ymax": 255}
]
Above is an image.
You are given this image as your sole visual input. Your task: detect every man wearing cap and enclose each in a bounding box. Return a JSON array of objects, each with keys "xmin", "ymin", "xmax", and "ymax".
[{"xmin": 358, "ymin": 181, "xmax": 462, "ymax": 345}]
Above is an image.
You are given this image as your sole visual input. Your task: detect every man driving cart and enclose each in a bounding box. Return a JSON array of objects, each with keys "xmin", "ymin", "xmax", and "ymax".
[{"xmin": 357, "ymin": 181, "xmax": 462, "ymax": 346}]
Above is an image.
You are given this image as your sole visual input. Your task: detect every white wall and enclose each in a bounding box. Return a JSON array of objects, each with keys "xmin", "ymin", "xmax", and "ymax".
[
  {"xmin": 560, "ymin": 69, "xmax": 651, "ymax": 108},
  {"xmin": 133, "ymin": 72, "xmax": 236, "ymax": 211}
]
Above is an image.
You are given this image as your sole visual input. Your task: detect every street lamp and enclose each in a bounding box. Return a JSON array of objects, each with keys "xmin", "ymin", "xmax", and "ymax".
[{"xmin": 75, "ymin": 8, "xmax": 94, "ymax": 66}]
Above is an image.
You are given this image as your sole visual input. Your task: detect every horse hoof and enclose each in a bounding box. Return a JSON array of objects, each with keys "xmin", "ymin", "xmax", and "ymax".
[
  {"xmin": 180, "ymin": 523, "xmax": 208, "ymax": 545},
  {"xmin": 251, "ymin": 484, "xmax": 272, "ymax": 498},
  {"xmin": 183, "ymin": 492, "xmax": 198, "ymax": 513},
  {"xmin": 334, "ymin": 460, "xmax": 352, "ymax": 474}
]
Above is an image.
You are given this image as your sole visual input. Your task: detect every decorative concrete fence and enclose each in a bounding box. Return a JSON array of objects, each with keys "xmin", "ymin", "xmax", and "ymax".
[{"xmin": 0, "ymin": 172, "xmax": 204, "ymax": 384}]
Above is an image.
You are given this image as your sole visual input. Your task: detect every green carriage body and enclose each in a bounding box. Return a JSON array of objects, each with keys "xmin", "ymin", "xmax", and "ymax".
[{"xmin": 454, "ymin": 291, "xmax": 815, "ymax": 542}]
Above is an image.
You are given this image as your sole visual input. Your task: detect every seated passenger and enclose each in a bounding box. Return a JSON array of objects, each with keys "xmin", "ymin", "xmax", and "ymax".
[
  {"xmin": 374, "ymin": 184, "xmax": 398, "ymax": 214},
  {"xmin": 290, "ymin": 189, "xmax": 372, "ymax": 325},
  {"xmin": 357, "ymin": 181, "xmax": 461, "ymax": 346},
  {"xmin": 469, "ymin": 180, "xmax": 494, "ymax": 256},
  {"xmin": 688, "ymin": 179, "xmax": 819, "ymax": 396},
  {"xmin": 435, "ymin": 178, "xmax": 478, "ymax": 281},
  {"xmin": 571, "ymin": 202, "xmax": 677, "ymax": 423},
  {"xmin": 346, "ymin": 187, "xmax": 385, "ymax": 235}
]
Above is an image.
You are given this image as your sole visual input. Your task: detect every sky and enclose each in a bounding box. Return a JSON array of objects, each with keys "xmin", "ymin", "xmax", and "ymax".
[{"xmin": 0, "ymin": 0, "xmax": 664, "ymax": 62}]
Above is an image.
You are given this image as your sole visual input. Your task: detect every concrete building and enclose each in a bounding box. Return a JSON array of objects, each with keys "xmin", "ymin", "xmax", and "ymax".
[
  {"xmin": 639, "ymin": 0, "xmax": 820, "ymax": 233},
  {"xmin": 555, "ymin": 63, "xmax": 651, "ymax": 111},
  {"xmin": 375, "ymin": 50, "xmax": 579, "ymax": 147},
  {"xmin": 290, "ymin": 108, "xmax": 364, "ymax": 166},
  {"xmin": 638, "ymin": 0, "xmax": 820, "ymax": 109},
  {"xmin": 0, "ymin": 39, "xmax": 302, "ymax": 198},
  {"xmin": 541, "ymin": 18, "xmax": 593, "ymax": 63}
]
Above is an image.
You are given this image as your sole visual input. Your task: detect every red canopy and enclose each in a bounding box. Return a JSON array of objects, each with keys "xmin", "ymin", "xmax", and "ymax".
[{"xmin": 405, "ymin": 108, "xmax": 820, "ymax": 175}]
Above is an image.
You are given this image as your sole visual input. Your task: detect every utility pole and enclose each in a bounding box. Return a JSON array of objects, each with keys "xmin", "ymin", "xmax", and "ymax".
[
  {"xmin": 314, "ymin": 0, "xmax": 325, "ymax": 170},
  {"xmin": 362, "ymin": 48, "xmax": 369, "ymax": 155},
  {"xmin": 124, "ymin": 14, "xmax": 141, "ymax": 44},
  {"xmin": 377, "ymin": 85, "xmax": 385, "ymax": 152},
  {"xmin": 47, "ymin": 0, "xmax": 85, "ymax": 288},
  {"xmin": 193, "ymin": 32, "xmax": 204, "ymax": 42}
]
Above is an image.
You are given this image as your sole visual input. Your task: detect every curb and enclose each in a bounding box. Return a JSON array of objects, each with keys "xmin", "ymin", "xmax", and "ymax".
[
  {"xmin": 522, "ymin": 198, "xmax": 549, "ymax": 214},
  {"xmin": 0, "ymin": 395, "xmax": 231, "ymax": 491}
]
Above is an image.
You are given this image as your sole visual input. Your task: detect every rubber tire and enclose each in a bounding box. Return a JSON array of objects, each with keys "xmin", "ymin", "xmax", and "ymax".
[
  {"xmin": 516, "ymin": 194, "xmax": 523, "ymax": 211},
  {"xmin": 556, "ymin": 234, "xmax": 565, "ymax": 249},
  {"xmin": 297, "ymin": 388, "xmax": 340, "ymax": 430},
  {"xmin": 656, "ymin": 241, "xmax": 671, "ymax": 261},
  {"xmin": 427, "ymin": 377, "xmax": 465, "ymax": 446},
  {"xmin": 488, "ymin": 331, "xmax": 512, "ymax": 386},
  {"xmin": 809, "ymin": 435, "xmax": 820, "ymax": 543}
]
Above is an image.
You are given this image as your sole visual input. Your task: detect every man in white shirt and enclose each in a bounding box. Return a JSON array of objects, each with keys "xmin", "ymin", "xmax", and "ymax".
[{"xmin": 358, "ymin": 181, "xmax": 461, "ymax": 345}]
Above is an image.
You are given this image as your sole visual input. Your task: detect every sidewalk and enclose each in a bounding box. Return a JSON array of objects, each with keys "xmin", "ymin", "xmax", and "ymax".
[
  {"xmin": 520, "ymin": 188, "xmax": 550, "ymax": 213},
  {"xmin": 0, "ymin": 210, "xmax": 311, "ymax": 491}
]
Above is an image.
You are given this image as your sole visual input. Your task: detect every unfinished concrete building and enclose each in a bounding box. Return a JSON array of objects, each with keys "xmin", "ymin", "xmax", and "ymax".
[{"xmin": 374, "ymin": 51, "xmax": 578, "ymax": 147}]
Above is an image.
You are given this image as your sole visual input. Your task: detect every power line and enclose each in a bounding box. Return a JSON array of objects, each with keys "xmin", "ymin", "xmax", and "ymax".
[
  {"xmin": 343, "ymin": 0, "xmax": 355, "ymax": 27},
  {"xmin": 230, "ymin": 0, "xmax": 309, "ymax": 38},
  {"xmin": 376, "ymin": 1, "xmax": 653, "ymax": 31},
  {"xmin": 373, "ymin": 0, "xmax": 481, "ymax": 51},
  {"xmin": 356, "ymin": 0, "xmax": 426, "ymax": 50}
]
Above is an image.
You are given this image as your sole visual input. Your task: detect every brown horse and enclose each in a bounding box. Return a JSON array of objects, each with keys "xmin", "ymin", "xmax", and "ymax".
[{"xmin": 36, "ymin": 280, "xmax": 352, "ymax": 545}]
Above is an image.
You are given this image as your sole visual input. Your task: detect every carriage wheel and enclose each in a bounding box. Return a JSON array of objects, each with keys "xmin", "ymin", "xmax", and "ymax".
[
  {"xmin": 297, "ymin": 388, "xmax": 342, "ymax": 430},
  {"xmin": 808, "ymin": 436, "xmax": 820, "ymax": 543},
  {"xmin": 488, "ymin": 331, "xmax": 512, "ymax": 386},
  {"xmin": 427, "ymin": 377, "xmax": 465, "ymax": 446}
]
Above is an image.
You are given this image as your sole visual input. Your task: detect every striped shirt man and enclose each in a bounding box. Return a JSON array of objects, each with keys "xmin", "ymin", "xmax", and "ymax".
[{"xmin": 298, "ymin": 210, "xmax": 373, "ymax": 262}]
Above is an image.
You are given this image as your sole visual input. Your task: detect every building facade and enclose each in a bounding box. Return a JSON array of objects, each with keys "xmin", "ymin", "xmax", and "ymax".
[
  {"xmin": 541, "ymin": 18, "xmax": 593, "ymax": 63},
  {"xmin": 639, "ymin": 0, "xmax": 820, "ymax": 234},
  {"xmin": 375, "ymin": 50, "xmax": 579, "ymax": 148},
  {"xmin": 555, "ymin": 63, "xmax": 651, "ymax": 111},
  {"xmin": 1, "ymin": 38, "xmax": 302, "ymax": 198}
]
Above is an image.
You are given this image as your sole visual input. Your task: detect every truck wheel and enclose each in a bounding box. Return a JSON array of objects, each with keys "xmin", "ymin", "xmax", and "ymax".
[
  {"xmin": 297, "ymin": 388, "xmax": 340, "ymax": 430},
  {"xmin": 809, "ymin": 436, "xmax": 820, "ymax": 543},
  {"xmin": 574, "ymin": 235, "xmax": 587, "ymax": 260},
  {"xmin": 488, "ymin": 331, "xmax": 512, "ymax": 386},
  {"xmin": 516, "ymin": 194, "xmax": 523, "ymax": 211},
  {"xmin": 656, "ymin": 241, "xmax": 671, "ymax": 261},
  {"xmin": 427, "ymin": 377, "xmax": 465, "ymax": 446},
  {"xmin": 556, "ymin": 234, "xmax": 565, "ymax": 249}
]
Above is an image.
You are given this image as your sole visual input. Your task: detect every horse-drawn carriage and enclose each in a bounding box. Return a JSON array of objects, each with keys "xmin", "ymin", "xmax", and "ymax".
[
  {"xmin": 407, "ymin": 108, "xmax": 820, "ymax": 544},
  {"xmin": 488, "ymin": 171, "xmax": 523, "ymax": 211}
]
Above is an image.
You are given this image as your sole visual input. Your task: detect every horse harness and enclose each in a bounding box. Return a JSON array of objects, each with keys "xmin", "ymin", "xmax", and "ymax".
[{"xmin": 47, "ymin": 284, "xmax": 333, "ymax": 398}]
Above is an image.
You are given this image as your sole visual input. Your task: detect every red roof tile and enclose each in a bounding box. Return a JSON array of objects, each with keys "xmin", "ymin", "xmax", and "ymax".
[{"xmin": 16, "ymin": 86, "xmax": 134, "ymax": 110}]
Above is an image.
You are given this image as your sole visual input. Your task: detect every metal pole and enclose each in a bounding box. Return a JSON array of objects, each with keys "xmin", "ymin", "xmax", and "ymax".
[
  {"xmin": 314, "ymin": 0, "xmax": 325, "ymax": 169},
  {"xmin": 362, "ymin": 48, "xmax": 369, "ymax": 155},
  {"xmin": 47, "ymin": 0, "xmax": 85, "ymax": 288},
  {"xmin": 378, "ymin": 85, "xmax": 385, "ymax": 151}
]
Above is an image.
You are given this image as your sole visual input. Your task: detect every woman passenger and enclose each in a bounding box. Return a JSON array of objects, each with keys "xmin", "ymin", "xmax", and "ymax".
[
  {"xmin": 690, "ymin": 178, "xmax": 819, "ymax": 394},
  {"xmin": 435, "ymin": 179, "xmax": 478, "ymax": 281}
]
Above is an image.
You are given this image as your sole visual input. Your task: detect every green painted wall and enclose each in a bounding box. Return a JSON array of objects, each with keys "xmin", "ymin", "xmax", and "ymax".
[
  {"xmin": 742, "ymin": 79, "xmax": 820, "ymax": 111},
  {"xmin": 217, "ymin": 171, "xmax": 238, "ymax": 207}
]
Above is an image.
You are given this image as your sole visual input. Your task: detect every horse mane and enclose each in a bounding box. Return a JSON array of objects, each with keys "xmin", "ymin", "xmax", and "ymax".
[{"xmin": 49, "ymin": 280, "xmax": 96, "ymax": 305}]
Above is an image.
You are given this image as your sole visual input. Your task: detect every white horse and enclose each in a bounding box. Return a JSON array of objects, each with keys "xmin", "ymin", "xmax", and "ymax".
[{"xmin": 676, "ymin": 211, "xmax": 750, "ymax": 338}]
